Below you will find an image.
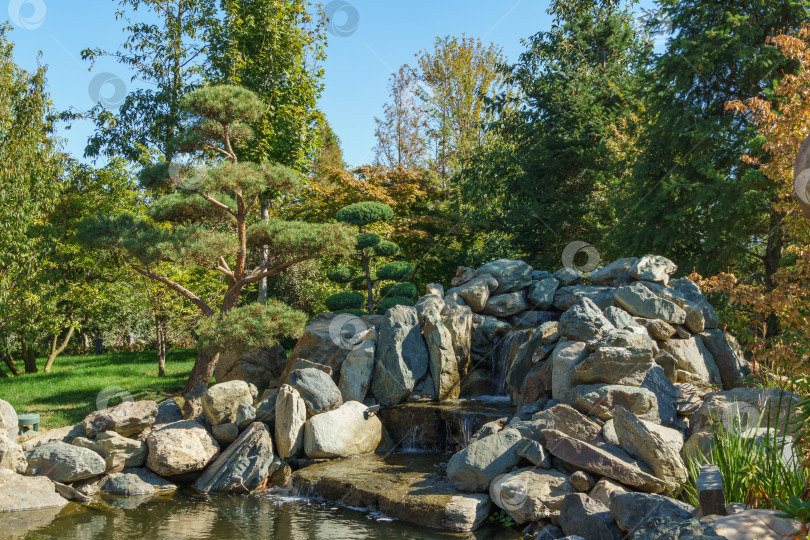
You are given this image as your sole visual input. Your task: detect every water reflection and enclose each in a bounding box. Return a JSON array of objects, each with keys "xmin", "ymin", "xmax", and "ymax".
[{"xmin": 10, "ymin": 490, "xmax": 517, "ymax": 539}]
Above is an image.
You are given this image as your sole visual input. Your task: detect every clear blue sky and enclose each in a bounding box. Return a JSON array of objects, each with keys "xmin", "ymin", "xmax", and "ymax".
[{"xmin": 6, "ymin": 0, "xmax": 658, "ymax": 167}]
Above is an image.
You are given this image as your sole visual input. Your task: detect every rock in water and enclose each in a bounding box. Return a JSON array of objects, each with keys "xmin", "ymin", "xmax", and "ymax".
[
  {"xmin": 558, "ymin": 297, "xmax": 616, "ymax": 343},
  {"xmin": 476, "ymin": 259, "xmax": 533, "ymax": 294},
  {"xmin": 303, "ymin": 401, "xmax": 383, "ymax": 459},
  {"xmin": 0, "ymin": 468, "xmax": 67, "ymax": 511},
  {"xmin": 489, "ymin": 468, "xmax": 575, "ymax": 523},
  {"xmin": 338, "ymin": 338, "xmax": 376, "ymax": 403},
  {"xmin": 0, "ymin": 430, "xmax": 26, "ymax": 473},
  {"xmin": 289, "ymin": 368, "xmax": 343, "ymax": 415},
  {"xmin": 275, "ymin": 384, "xmax": 306, "ymax": 459},
  {"xmin": 613, "ymin": 407, "xmax": 687, "ymax": 493},
  {"xmin": 422, "ymin": 309, "xmax": 461, "ymax": 400},
  {"xmin": 559, "ymin": 493, "xmax": 623, "ymax": 540},
  {"xmin": 25, "ymin": 441, "xmax": 106, "ymax": 483},
  {"xmin": 83, "ymin": 400, "xmax": 158, "ymax": 438},
  {"xmin": 629, "ymin": 255, "xmax": 677, "ymax": 286},
  {"xmin": 101, "ymin": 472, "xmax": 157, "ymax": 496},
  {"xmin": 195, "ymin": 422, "xmax": 276, "ymax": 494},
  {"xmin": 145, "ymin": 420, "xmax": 219, "ymax": 477},
  {"xmin": 201, "ymin": 380, "xmax": 254, "ymax": 426},
  {"xmin": 0, "ymin": 399, "xmax": 18, "ymax": 441},
  {"xmin": 371, "ymin": 305, "xmax": 429, "ymax": 406},
  {"xmin": 446, "ymin": 428, "xmax": 523, "ymax": 492}
]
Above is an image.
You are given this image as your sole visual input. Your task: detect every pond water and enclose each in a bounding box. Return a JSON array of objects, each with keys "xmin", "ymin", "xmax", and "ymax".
[{"xmin": 7, "ymin": 490, "xmax": 519, "ymax": 540}]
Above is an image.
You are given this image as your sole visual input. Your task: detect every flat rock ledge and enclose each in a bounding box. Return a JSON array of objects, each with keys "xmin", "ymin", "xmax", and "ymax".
[{"xmin": 290, "ymin": 453, "xmax": 490, "ymax": 531}]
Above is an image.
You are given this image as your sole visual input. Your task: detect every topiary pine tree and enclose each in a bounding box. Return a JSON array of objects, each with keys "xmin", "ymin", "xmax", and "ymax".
[
  {"xmin": 325, "ymin": 201, "xmax": 416, "ymax": 314},
  {"xmin": 78, "ymin": 85, "xmax": 354, "ymax": 392}
]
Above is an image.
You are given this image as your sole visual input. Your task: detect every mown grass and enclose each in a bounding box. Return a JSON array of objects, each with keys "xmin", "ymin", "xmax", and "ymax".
[{"xmin": 0, "ymin": 350, "xmax": 196, "ymax": 429}]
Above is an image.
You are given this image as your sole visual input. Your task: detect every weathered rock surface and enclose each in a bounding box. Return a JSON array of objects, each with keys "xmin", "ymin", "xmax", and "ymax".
[
  {"xmin": 629, "ymin": 255, "xmax": 677, "ymax": 285},
  {"xmin": 614, "ymin": 282, "xmax": 686, "ymax": 324},
  {"xmin": 699, "ymin": 329, "xmax": 750, "ymax": 389},
  {"xmin": 637, "ymin": 317, "xmax": 677, "ymax": 340},
  {"xmin": 195, "ymin": 422, "xmax": 276, "ymax": 494},
  {"xmin": 275, "ymin": 384, "xmax": 306, "ymax": 459},
  {"xmin": 337, "ymin": 338, "xmax": 375, "ymax": 403},
  {"xmin": 477, "ymin": 259, "xmax": 533, "ymax": 294},
  {"xmin": 201, "ymin": 380, "xmax": 254, "ymax": 426},
  {"xmin": 154, "ymin": 399, "xmax": 183, "ymax": 426},
  {"xmin": 569, "ymin": 471, "xmax": 595, "ymax": 492},
  {"xmin": 515, "ymin": 438, "xmax": 550, "ymax": 467},
  {"xmin": 609, "ymin": 492, "xmax": 694, "ymax": 533},
  {"xmin": 558, "ymin": 298, "xmax": 616, "ymax": 342},
  {"xmin": 588, "ymin": 478, "xmax": 629, "ymax": 508},
  {"xmin": 289, "ymin": 368, "xmax": 343, "ymax": 416},
  {"xmin": 211, "ymin": 423, "xmax": 239, "ymax": 445},
  {"xmin": 572, "ymin": 346, "xmax": 654, "ymax": 386},
  {"xmin": 490, "ymin": 468, "xmax": 575, "ymax": 523},
  {"xmin": 101, "ymin": 472, "xmax": 157, "ymax": 496},
  {"xmin": 0, "ymin": 468, "xmax": 67, "ymax": 511},
  {"xmin": 551, "ymin": 341, "xmax": 589, "ymax": 401},
  {"xmin": 0, "ymin": 430, "xmax": 26, "ymax": 473},
  {"xmin": 442, "ymin": 304, "xmax": 473, "ymax": 375},
  {"xmin": 371, "ymin": 305, "xmax": 429, "ymax": 406},
  {"xmin": 591, "ymin": 257, "xmax": 638, "ymax": 287},
  {"xmin": 83, "ymin": 400, "xmax": 158, "ymax": 438},
  {"xmin": 480, "ymin": 291, "xmax": 530, "ymax": 318},
  {"xmin": 145, "ymin": 420, "xmax": 219, "ymax": 477},
  {"xmin": 660, "ymin": 336, "xmax": 721, "ymax": 384},
  {"xmin": 542, "ymin": 429, "xmax": 667, "ymax": 493},
  {"xmin": 21, "ymin": 424, "xmax": 84, "ymax": 452},
  {"xmin": 689, "ymin": 387, "xmax": 802, "ymax": 437},
  {"xmin": 712, "ymin": 508, "xmax": 802, "ymax": 540},
  {"xmin": 572, "ymin": 384, "xmax": 659, "ymax": 422},
  {"xmin": 0, "ymin": 399, "xmax": 18, "ymax": 441},
  {"xmin": 446, "ymin": 427, "xmax": 523, "ymax": 492},
  {"xmin": 554, "ymin": 285, "xmax": 616, "ymax": 311},
  {"xmin": 25, "ymin": 441, "xmax": 106, "ymax": 482},
  {"xmin": 512, "ymin": 404, "xmax": 603, "ymax": 445},
  {"xmin": 284, "ymin": 313, "xmax": 362, "ymax": 377},
  {"xmin": 304, "ymin": 401, "xmax": 382, "ymax": 459},
  {"xmin": 72, "ymin": 431, "xmax": 147, "ymax": 468},
  {"xmin": 528, "ymin": 277, "xmax": 559, "ymax": 309},
  {"xmin": 214, "ymin": 344, "xmax": 287, "ymax": 388},
  {"xmin": 451, "ymin": 275, "xmax": 497, "ymax": 312},
  {"xmin": 559, "ymin": 493, "xmax": 623, "ymax": 540},
  {"xmin": 423, "ymin": 309, "xmax": 461, "ymax": 400}
]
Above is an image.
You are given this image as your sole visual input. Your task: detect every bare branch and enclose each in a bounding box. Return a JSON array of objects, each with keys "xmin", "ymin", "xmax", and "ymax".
[{"xmin": 128, "ymin": 261, "xmax": 215, "ymax": 316}]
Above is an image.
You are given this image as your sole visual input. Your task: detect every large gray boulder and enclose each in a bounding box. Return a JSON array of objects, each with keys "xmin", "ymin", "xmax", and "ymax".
[
  {"xmin": 201, "ymin": 380, "xmax": 254, "ymax": 426},
  {"xmin": 442, "ymin": 303, "xmax": 473, "ymax": 375},
  {"xmin": 284, "ymin": 313, "xmax": 364, "ymax": 378},
  {"xmin": 451, "ymin": 274, "xmax": 498, "ymax": 312},
  {"xmin": 83, "ymin": 400, "xmax": 158, "ymax": 438},
  {"xmin": 275, "ymin": 384, "xmax": 306, "ymax": 459},
  {"xmin": 614, "ymin": 282, "xmax": 686, "ymax": 324},
  {"xmin": 0, "ymin": 399, "xmax": 18, "ymax": 441},
  {"xmin": 613, "ymin": 407, "xmax": 687, "ymax": 493},
  {"xmin": 699, "ymin": 329, "xmax": 751, "ymax": 389},
  {"xmin": 21, "ymin": 424, "xmax": 84, "ymax": 452},
  {"xmin": 572, "ymin": 384, "xmax": 659, "ymax": 422},
  {"xmin": 72, "ymin": 431, "xmax": 147, "ymax": 468},
  {"xmin": 542, "ymin": 429, "xmax": 667, "ymax": 493},
  {"xmin": 550, "ymin": 340, "xmax": 589, "ymax": 401},
  {"xmin": 559, "ymin": 493, "xmax": 623, "ymax": 540},
  {"xmin": 145, "ymin": 420, "xmax": 219, "ymax": 477},
  {"xmin": 572, "ymin": 346, "xmax": 654, "ymax": 386},
  {"xmin": 660, "ymin": 336, "xmax": 721, "ymax": 384},
  {"xmin": 629, "ymin": 255, "xmax": 677, "ymax": 285},
  {"xmin": 528, "ymin": 277, "xmax": 559, "ymax": 310},
  {"xmin": 511, "ymin": 404, "xmax": 603, "ymax": 445},
  {"xmin": 155, "ymin": 398, "xmax": 184, "ymax": 426},
  {"xmin": 446, "ymin": 427, "xmax": 523, "ymax": 492},
  {"xmin": 558, "ymin": 297, "xmax": 615, "ymax": 343},
  {"xmin": 0, "ymin": 468, "xmax": 67, "ymax": 511},
  {"xmin": 423, "ymin": 309, "xmax": 461, "ymax": 400},
  {"xmin": 609, "ymin": 492, "xmax": 694, "ymax": 533},
  {"xmin": 0, "ymin": 430, "xmax": 26, "ymax": 473},
  {"xmin": 669, "ymin": 277, "xmax": 720, "ymax": 329},
  {"xmin": 303, "ymin": 401, "xmax": 382, "ymax": 459},
  {"xmin": 370, "ymin": 305, "xmax": 429, "ymax": 406},
  {"xmin": 101, "ymin": 472, "xmax": 158, "ymax": 496},
  {"xmin": 641, "ymin": 365, "xmax": 679, "ymax": 426},
  {"xmin": 289, "ymin": 368, "xmax": 343, "ymax": 416},
  {"xmin": 476, "ymin": 259, "xmax": 533, "ymax": 294},
  {"xmin": 25, "ymin": 441, "xmax": 106, "ymax": 483},
  {"xmin": 195, "ymin": 422, "xmax": 276, "ymax": 494},
  {"xmin": 591, "ymin": 257, "xmax": 638, "ymax": 287},
  {"xmin": 337, "ymin": 338, "xmax": 376, "ymax": 403},
  {"xmin": 480, "ymin": 291, "xmax": 530, "ymax": 318},
  {"xmin": 489, "ymin": 468, "xmax": 575, "ymax": 523},
  {"xmin": 214, "ymin": 344, "xmax": 287, "ymax": 388},
  {"xmin": 635, "ymin": 281, "xmax": 706, "ymax": 333},
  {"xmin": 553, "ymin": 285, "xmax": 616, "ymax": 311}
]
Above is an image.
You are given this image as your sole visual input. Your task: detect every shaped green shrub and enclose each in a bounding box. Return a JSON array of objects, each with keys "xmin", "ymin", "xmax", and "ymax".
[{"xmin": 324, "ymin": 291, "xmax": 365, "ymax": 312}]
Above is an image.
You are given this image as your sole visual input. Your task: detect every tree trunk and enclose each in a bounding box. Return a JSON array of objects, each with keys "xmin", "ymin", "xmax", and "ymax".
[
  {"xmin": 44, "ymin": 325, "xmax": 76, "ymax": 373},
  {"xmin": 764, "ymin": 215, "xmax": 785, "ymax": 339},
  {"xmin": 363, "ymin": 250, "xmax": 374, "ymax": 312},
  {"xmin": 258, "ymin": 200, "xmax": 270, "ymax": 303},
  {"xmin": 22, "ymin": 336, "xmax": 37, "ymax": 374},
  {"xmin": 156, "ymin": 315, "xmax": 167, "ymax": 377},
  {"xmin": 1, "ymin": 348, "xmax": 19, "ymax": 376},
  {"xmin": 81, "ymin": 332, "xmax": 91, "ymax": 352},
  {"xmin": 183, "ymin": 349, "xmax": 220, "ymax": 393}
]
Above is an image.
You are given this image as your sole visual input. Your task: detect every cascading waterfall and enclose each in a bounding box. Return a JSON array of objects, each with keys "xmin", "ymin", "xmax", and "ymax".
[{"xmin": 491, "ymin": 329, "xmax": 534, "ymax": 395}]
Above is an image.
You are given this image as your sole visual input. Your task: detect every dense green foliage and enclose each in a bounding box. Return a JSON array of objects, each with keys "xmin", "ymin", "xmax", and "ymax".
[
  {"xmin": 324, "ymin": 292, "xmax": 365, "ymax": 312},
  {"xmin": 336, "ymin": 202, "xmax": 395, "ymax": 229}
]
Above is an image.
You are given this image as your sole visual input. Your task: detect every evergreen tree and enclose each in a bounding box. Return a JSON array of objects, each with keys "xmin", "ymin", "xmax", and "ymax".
[{"xmin": 78, "ymin": 85, "xmax": 354, "ymax": 391}]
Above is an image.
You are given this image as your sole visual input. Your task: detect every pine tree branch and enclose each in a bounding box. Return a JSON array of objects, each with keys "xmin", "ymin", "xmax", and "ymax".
[
  {"xmin": 199, "ymin": 192, "xmax": 237, "ymax": 216},
  {"xmin": 240, "ymin": 257, "xmax": 309, "ymax": 286},
  {"xmin": 128, "ymin": 261, "xmax": 215, "ymax": 316}
]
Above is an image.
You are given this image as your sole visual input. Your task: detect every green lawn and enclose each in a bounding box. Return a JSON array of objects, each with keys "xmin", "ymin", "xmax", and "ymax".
[{"xmin": 0, "ymin": 350, "xmax": 196, "ymax": 429}]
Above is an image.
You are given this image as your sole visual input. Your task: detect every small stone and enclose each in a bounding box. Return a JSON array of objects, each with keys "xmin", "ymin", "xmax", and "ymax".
[
  {"xmin": 588, "ymin": 478, "xmax": 628, "ymax": 508},
  {"xmin": 697, "ymin": 464, "xmax": 727, "ymax": 516},
  {"xmin": 515, "ymin": 438, "xmax": 550, "ymax": 468},
  {"xmin": 236, "ymin": 403, "xmax": 256, "ymax": 430},
  {"xmin": 569, "ymin": 471, "xmax": 594, "ymax": 492},
  {"xmin": 211, "ymin": 423, "xmax": 239, "ymax": 445},
  {"xmin": 490, "ymin": 468, "xmax": 575, "ymax": 523},
  {"xmin": 288, "ymin": 368, "xmax": 343, "ymax": 416},
  {"xmin": 201, "ymin": 380, "xmax": 253, "ymax": 426}
]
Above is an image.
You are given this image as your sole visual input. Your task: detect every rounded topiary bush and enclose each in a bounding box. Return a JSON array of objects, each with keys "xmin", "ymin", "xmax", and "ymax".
[
  {"xmin": 334, "ymin": 308, "xmax": 367, "ymax": 317},
  {"xmin": 372, "ymin": 240, "xmax": 400, "ymax": 257},
  {"xmin": 380, "ymin": 282, "xmax": 417, "ymax": 299},
  {"xmin": 336, "ymin": 202, "xmax": 394, "ymax": 228},
  {"xmin": 377, "ymin": 261, "xmax": 414, "ymax": 281},
  {"xmin": 326, "ymin": 266, "xmax": 356, "ymax": 284},
  {"xmin": 325, "ymin": 291, "xmax": 365, "ymax": 312},
  {"xmin": 355, "ymin": 232, "xmax": 382, "ymax": 250},
  {"xmin": 376, "ymin": 296, "xmax": 415, "ymax": 314}
]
